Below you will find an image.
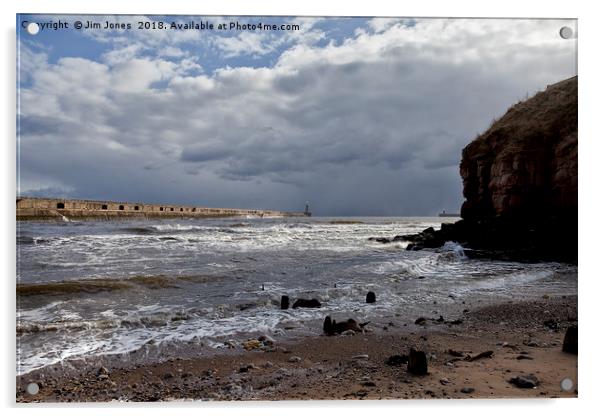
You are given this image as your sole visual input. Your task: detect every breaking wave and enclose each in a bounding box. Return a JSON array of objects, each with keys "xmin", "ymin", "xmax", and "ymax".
[{"xmin": 17, "ymin": 274, "xmax": 223, "ymax": 297}]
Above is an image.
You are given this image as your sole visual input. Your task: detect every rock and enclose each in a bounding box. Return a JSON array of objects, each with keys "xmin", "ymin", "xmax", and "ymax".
[
  {"xmin": 403, "ymin": 77, "xmax": 577, "ymax": 262},
  {"xmin": 368, "ymin": 237, "xmax": 391, "ymax": 244},
  {"xmin": 323, "ymin": 316, "xmax": 333, "ymax": 333},
  {"xmin": 465, "ymin": 350, "xmax": 494, "ymax": 361},
  {"xmin": 257, "ymin": 334, "xmax": 275, "ymax": 346},
  {"xmin": 562, "ymin": 325, "xmax": 578, "ymax": 354},
  {"xmin": 414, "ymin": 317, "xmax": 427, "ymax": 325},
  {"xmin": 447, "ymin": 349, "xmax": 464, "ymax": 357},
  {"xmin": 97, "ymin": 366, "xmax": 109, "ymax": 375},
  {"xmin": 225, "ymin": 383, "xmax": 243, "ymax": 392},
  {"xmin": 439, "ymin": 378, "xmax": 450, "ymax": 385},
  {"xmin": 97, "ymin": 374, "xmax": 109, "ymax": 381},
  {"xmin": 366, "ymin": 291, "xmax": 376, "ymax": 304},
  {"xmin": 385, "ymin": 355, "xmax": 408, "ymax": 366},
  {"xmin": 543, "ymin": 319, "xmax": 559, "ymax": 331},
  {"xmin": 292, "ymin": 298, "xmax": 321, "ymax": 308},
  {"xmin": 162, "ymin": 372, "xmax": 174, "ymax": 379},
  {"xmin": 516, "ymin": 355, "xmax": 533, "ymax": 360},
  {"xmin": 323, "ymin": 316, "xmax": 367, "ymax": 335},
  {"xmin": 508, "ymin": 374, "xmax": 539, "ymax": 389},
  {"xmin": 239, "ymin": 364, "xmax": 257, "ymax": 372},
  {"xmin": 352, "ymin": 354, "xmax": 369, "ymax": 360},
  {"xmin": 243, "ymin": 339, "xmax": 262, "ymax": 350},
  {"xmin": 407, "ymin": 349, "xmax": 428, "ymax": 375},
  {"xmin": 461, "ymin": 387, "xmax": 475, "ymax": 394},
  {"xmin": 288, "ymin": 356, "xmax": 302, "ymax": 363},
  {"xmin": 224, "ymin": 340, "xmax": 237, "ymax": 349},
  {"xmin": 280, "ymin": 295, "xmax": 289, "ymax": 310},
  {"xmin": 340, "ymin": 330, "xmax": 356, "ymax": 336}
]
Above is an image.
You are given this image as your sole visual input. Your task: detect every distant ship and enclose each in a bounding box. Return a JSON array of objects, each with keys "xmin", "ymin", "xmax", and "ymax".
[{"xmin": 438, "ymin": 210, "xmax": 460, "ymax": 217}]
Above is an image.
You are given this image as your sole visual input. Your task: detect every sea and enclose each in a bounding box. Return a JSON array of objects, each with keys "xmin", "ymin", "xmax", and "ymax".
[{"xmin": 16, "ymin": 216, "xmax": 577, "ymax": 375}]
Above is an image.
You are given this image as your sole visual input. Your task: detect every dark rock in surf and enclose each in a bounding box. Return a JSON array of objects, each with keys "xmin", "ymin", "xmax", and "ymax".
[
  {"xmin": 323, "ymin": 316, "xmax": 333, "ymax": 334},
  {"xmin": 292, "ymin": 298, "xmax": 321, "ymax": 309},
  {"xmin": 366, "ymin": 291, "xmax": 376, "ymax": 304},
  {"xmin": 407, "ymin": 348, "xmax": 428, "ymax": 375},
  {"xmin": 280, "ymin": 295, "xmax": 290, "ymax": 310},
  {"xmin": 414, "ymin": 317, "xmax": 427, "ymax": 326},
  {"xmin": 562, "ymin": 325, "xmax": 578, "ymax": 354},
  {"xmin": 368, "ymin": 237, "xmax": 391, "ymax": 244}
]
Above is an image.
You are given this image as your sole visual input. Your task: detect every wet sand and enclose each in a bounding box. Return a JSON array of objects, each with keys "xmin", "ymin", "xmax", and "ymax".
[{"xmin": 16, "ymin": 295, "xmax": 577, "ymax": 402}]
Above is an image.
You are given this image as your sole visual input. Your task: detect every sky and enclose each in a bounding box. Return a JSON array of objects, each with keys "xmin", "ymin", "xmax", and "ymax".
[{"xmin": 17, "ymin": 15, "xmax": 577, "ymax": 216}]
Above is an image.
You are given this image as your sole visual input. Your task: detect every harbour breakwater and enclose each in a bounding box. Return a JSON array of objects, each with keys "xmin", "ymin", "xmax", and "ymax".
[{"xmin": 16, "ymin": 197, "xmax": 306, "ymax": 221}]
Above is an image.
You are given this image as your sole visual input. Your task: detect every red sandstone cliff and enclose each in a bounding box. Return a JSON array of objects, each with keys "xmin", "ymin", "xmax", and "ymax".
[
  {"xmin": 402, "ymin": 76, "xmax": 577, "ymax": 261},
  {"xmin": 460, "ymin": 76, "xmax": 577, "ymax": 221}
]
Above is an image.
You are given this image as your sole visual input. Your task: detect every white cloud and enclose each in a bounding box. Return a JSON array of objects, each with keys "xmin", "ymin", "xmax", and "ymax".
[
  {"xmin": 213, "ymin": 32, "xmax": 276, "ymax": 58},
  {"xmin": 18, "ymin": 18, "xmax": 577, "ymax": 214},
  {"xmin": 367, "ymin": 17, "xmax": 405, "ymax": 33}
]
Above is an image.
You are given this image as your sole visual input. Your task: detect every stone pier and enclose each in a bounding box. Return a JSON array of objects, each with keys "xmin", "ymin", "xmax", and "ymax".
[{"xmin": 16, "ymin": 197, "xmax": 306, "ymax": 221}]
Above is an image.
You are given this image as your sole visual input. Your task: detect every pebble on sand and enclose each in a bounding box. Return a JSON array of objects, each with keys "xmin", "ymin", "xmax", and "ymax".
[{"xmin": 508, "ymin": 374, "xmax": 539, "ymax": 389}]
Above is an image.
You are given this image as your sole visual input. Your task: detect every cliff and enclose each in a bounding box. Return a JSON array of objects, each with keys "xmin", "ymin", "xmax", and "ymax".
[
  {"xmin": 460, "ymin": 76, "xmax": 577, "ymax": 221},
  {"xmin": 405, "ymin": 76, "xmax": 577, "ymax": 262}
]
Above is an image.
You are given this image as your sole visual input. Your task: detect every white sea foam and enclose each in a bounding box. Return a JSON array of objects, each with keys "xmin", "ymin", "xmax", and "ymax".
[{"xmin": 16, "ymin": 217, "xmax": 577, "ymax": 375}]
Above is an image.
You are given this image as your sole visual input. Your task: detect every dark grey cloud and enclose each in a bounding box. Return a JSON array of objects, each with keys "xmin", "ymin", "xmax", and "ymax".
[{"xmin": 17, "ymin": 18, "xmax": 577, "ymax": 215}]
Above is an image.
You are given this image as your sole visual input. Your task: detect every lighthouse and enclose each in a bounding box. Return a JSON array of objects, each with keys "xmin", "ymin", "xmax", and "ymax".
[{"xmin": 304, "ymin": 201, "xmax": 312, "ymax": 217}]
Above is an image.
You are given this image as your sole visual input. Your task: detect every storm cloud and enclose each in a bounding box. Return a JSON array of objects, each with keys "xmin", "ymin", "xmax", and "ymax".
[{"xmin": 18, "ymin": 17, "xmax": 576, "ymax": 215}]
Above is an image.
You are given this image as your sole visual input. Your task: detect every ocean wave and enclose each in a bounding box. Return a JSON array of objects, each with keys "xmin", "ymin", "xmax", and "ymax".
[
  {"xmin": 228, "ymin": 222, "xmax": 250, "ymax": 228},
  {"xmin": 151, "ymin": 224, "xmax": 207, "ymax": 232},
  {"xmin": 17, "ymin": 236, "xmax": 50, "ymax": 245},
  {"xmin": 16, "ymin": 298, "xmax": 276, "ymax": 337},
  {"xmin": 120, "ymin": 226, "xmax": 156, "ymax": 235},
  {"xmin": 119, "ymin": 223, "xmax": 245, "ymax": 236},
  {"xmin": 17, "ymin": 274, "xmax": 223, "ymax": 297}
]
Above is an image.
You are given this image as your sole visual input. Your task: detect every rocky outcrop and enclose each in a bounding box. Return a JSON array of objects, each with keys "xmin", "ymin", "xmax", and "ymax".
[
  {"xmin": 459, "ymin": 76, "xmax": 577, "ymax": 221},
  {"xmin": 405, "ymin": 76, "xmax": 577, "ymax": 262}
]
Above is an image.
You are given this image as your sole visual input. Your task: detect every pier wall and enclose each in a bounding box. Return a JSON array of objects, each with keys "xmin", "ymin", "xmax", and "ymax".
[{"xmin": 16, "ymin": 197, "xmax": 305, "ymax": 220}]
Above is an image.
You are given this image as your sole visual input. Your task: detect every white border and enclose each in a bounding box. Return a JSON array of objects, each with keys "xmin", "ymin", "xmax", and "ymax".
[{"xmin": 2, "ymin": 1, "xmax": 600, "ymax": 415}]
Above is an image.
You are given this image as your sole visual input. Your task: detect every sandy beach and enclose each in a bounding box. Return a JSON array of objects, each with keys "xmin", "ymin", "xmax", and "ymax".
[{"xmin": 16, "ymin": 293, "xmax": 577, "ymax": 402}]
